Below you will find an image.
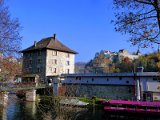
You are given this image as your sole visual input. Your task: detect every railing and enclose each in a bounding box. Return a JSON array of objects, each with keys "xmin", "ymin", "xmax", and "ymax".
[{"xmin": 0, "ymin": 82, "xmax": 47, "ymax": 92}]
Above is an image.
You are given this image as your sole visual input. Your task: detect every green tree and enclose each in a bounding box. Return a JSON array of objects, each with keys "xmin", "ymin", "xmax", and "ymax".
[
  {"xmin": 113, "ymin": 0, "xmax": 160, "ymax": 48},
  {"xmin": 116, "ymin": 57, "xmax": 134, "ymax": 72},
  {"xmin": 135, "ymin": 52, "xmax": 160, "ymax": 72}
]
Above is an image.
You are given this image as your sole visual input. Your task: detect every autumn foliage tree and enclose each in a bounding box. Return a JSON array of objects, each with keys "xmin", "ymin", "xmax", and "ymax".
[
  {"xmin": 0, "ymin": 57, "xmax": 22, "ymax": 81},
  {"xmin": 116, "ymin": 57, "xmax": 134, "ymax": 72},
  {"xmin": 113, "ymin": 0, "xmax": 160, "ymax": 48},
  {"xmin": 85, "ymin": 54, "xmax": 116, "ymax": 73},
  {"xmin": 135, "ymin": 52, "xmax": 160, "ymax": 72},
  {"xmin": 86, "ymin": 51, "xmax": 160, "ymax": 73}
]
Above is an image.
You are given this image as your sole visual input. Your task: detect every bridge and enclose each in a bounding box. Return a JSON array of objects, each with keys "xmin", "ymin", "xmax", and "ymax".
[
  {"xmin": 0, "ymin": 82, "xmax": 53, "ymax": 104},
  {"xmin": 0, "ymin": 82, "xmax": 47, "ymax": 91}
]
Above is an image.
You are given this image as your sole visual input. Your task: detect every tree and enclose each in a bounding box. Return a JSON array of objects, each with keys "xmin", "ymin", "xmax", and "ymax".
[
  {"xmin": 0, "ymin": 57, "xmax": 22, "ymax": 81},
  {"xmin": 134, "ymin": 52, "xmax": 160, "ymax": 72},
  {"xmin": 113, "ymin": 0, "xmax": 160, "ymax": 48},
  {"xmin": 116, "ymin": 57, "xmax": 134, "ymax": 72},
  {"xmin": 0, "ymin": 0, "xmax": 22, "ymax": 81},
  {"xmin": 0, "ymin": 0, "xmax": 21, "ymax": 56},
  {"xmin": 85, "ymin": 54, "xmax": 116, "ymax": 73}
]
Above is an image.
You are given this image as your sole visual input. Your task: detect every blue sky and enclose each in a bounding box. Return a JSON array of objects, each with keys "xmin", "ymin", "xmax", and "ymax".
[{"xmin": 6, "ymin": 0, "xmax": 157, "ymax": 62}]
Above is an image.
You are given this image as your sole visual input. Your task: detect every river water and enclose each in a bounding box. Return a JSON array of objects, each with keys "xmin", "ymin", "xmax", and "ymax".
[{"xmin": 0, "ymin": 94, "xmax": 160, "ymax": 120}]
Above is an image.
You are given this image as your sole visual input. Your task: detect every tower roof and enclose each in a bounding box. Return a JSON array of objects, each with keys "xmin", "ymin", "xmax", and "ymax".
[{"xmin": 21, "ymin": 36, "xmax": 78, "ymax": 54}]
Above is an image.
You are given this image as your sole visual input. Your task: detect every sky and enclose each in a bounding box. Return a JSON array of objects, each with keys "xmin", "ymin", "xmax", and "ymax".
[{"xmin": 6, "ymin": 0, "xmax": 158, "ymax": 62}]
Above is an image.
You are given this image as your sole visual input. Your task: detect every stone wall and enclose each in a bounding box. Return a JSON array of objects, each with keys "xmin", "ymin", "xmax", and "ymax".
[
  {"xmin": 25, "ymin": 90, "xmax": 36, "ymax": 101},
  {"xmin": 22, "ymin": 50, "xmax": 47, "ymax": 81},
  {"xmin": 61, "ymin": 84, "xmax": 135, "ymax": 100}
]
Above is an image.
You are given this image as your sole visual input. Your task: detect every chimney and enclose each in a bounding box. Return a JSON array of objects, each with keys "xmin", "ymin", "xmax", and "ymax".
[
  {"xmin": 53, "ymin": 34, "xmax": 56, "ymax": 40},
  {"xmin": 34, "ymin": 41, "xmax": 37, "ymax": 47}
]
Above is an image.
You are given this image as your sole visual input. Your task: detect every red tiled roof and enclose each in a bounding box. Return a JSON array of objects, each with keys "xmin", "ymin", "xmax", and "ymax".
[{"xmin": 21, "ymin": 37, "xmax": 77, "ymax": 54}]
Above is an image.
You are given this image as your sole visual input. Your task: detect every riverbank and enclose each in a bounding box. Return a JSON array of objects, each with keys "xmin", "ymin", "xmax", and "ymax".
[
  {"xmin": 39, "ymin": 96, "xmax": 105, "ymax": 108},
  {"xmin": 1, "ymin": 94, "xmax": 159, "ymax": 120}
]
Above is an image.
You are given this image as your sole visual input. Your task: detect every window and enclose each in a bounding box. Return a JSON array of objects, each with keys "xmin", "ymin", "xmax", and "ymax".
[
  {"xmin": 53, "ymin": 59, "xmax": 57, "ymax": 64},
  {"xmin": 66, "ymin": 69, "xmax": 69, "ymax": 74},
  {"xmin": 52, "ymin": 50, "xmax": 57, "ymax": 56},
  {"xmin": 92, "ymin": 78, "xmax": 94, "ymax": 81},
  {"xmin": 67, "ymin": 53, "xmax": 70, "ymax": 58},
  {"xmin": 37, "ymin": 68, "xmax": 40, "ymax": 73},
  {"xmin": 66, "ymin": 61, "xmax": 70, "ymax": 66},
  {"xmin": 38, "ymin": 59, "xmax": 41, "ymax": 64},
  {"xmin": 29, "ymin": 53, "xmax": 32, "ymax": 57},
  {"xmin": 53, "ymin": 68, "xmax": 56, "ymax": 73},
  {"xmin": 38, "ymin": 51, "xmax": 42, "ymax": 56},
  {"xmin": 29, "ymin": 60, "xmax": 32, "ymax": 64},
  {"xmin": 126, "ymin": 81, "xmax": 129, "ymax": 84}
]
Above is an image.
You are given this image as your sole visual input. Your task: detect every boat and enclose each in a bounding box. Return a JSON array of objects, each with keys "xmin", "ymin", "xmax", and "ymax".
[{"xmin": 103, "ymin": 100, "xmax": 160, "ymax": 116}]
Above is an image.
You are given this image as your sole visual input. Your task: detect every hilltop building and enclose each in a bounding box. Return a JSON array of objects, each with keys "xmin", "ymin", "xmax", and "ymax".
[
  {"xmin": 21, "ymin": 34, "xmax": 77, "ymax": 82},
  {"xmin": 95, "ymin": 49, "xmax": 141, "ymax": 62}
]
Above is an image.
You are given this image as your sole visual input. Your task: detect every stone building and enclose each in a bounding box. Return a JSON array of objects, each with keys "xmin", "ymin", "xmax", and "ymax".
[
  {"xmin": 21, "ymin": 34, "xmax": 77, "ymax": 82},
  {"xmin": 118, "ymin": 49, "xmax": 141, "ymax": 61},
  {"xmin": 95, "ymin": 49, "xmax": 141, "ymax": 62}
]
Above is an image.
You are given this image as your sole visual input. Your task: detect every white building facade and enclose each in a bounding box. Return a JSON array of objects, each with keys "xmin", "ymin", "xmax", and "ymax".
[{"xmin": 55, "ymin": 72, "xmax": 160, "ymax": 101}]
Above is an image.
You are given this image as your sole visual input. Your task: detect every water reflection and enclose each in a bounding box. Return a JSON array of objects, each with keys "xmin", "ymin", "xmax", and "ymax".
[
  {"xmin": 6, "ymin": 95, "xmax": 36, "ymax": 120},
  {"xmin": 0, "ymin": 94, "xmax": 159, "ymax": 120},
  {"xmin": 0, "ymin": 105, "xmax": 7, "ymax": 120}
]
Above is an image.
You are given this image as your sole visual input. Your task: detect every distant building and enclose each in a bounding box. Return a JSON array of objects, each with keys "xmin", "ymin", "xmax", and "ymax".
[
  {"xmin": 95, "ymin": 50, "xmax": 117, "ymax": 60},
  {"xmin": 95, "ymin": 49, "xmax": 141, "ymax": 62},
  {"xmin": 118, "ymin": 49, "xmax": 141, "ymax": 61},
  {"xmin": 21, "ymin": 34, "xmax": 77, "ymax": 82}
]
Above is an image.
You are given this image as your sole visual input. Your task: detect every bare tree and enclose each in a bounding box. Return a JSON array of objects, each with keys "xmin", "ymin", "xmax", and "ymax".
[
  {"xmin": 113, "ymin": 0, "xmax": 160, "ymax": 48},
  {"xmin": 0, "ymin": 0, "xmax": 21, "ymax": 56}
]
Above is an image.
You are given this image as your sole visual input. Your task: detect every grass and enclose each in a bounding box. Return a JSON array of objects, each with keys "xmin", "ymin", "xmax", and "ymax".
[{"xmin": 39, "ymin": 95, "xmax": 106, "ymax": 107}]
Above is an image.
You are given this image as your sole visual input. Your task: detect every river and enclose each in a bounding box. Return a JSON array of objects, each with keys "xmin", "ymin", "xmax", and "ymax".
[{"xmin": 0, "ymin": 94, "xmax": 159, "ymax": 120}]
